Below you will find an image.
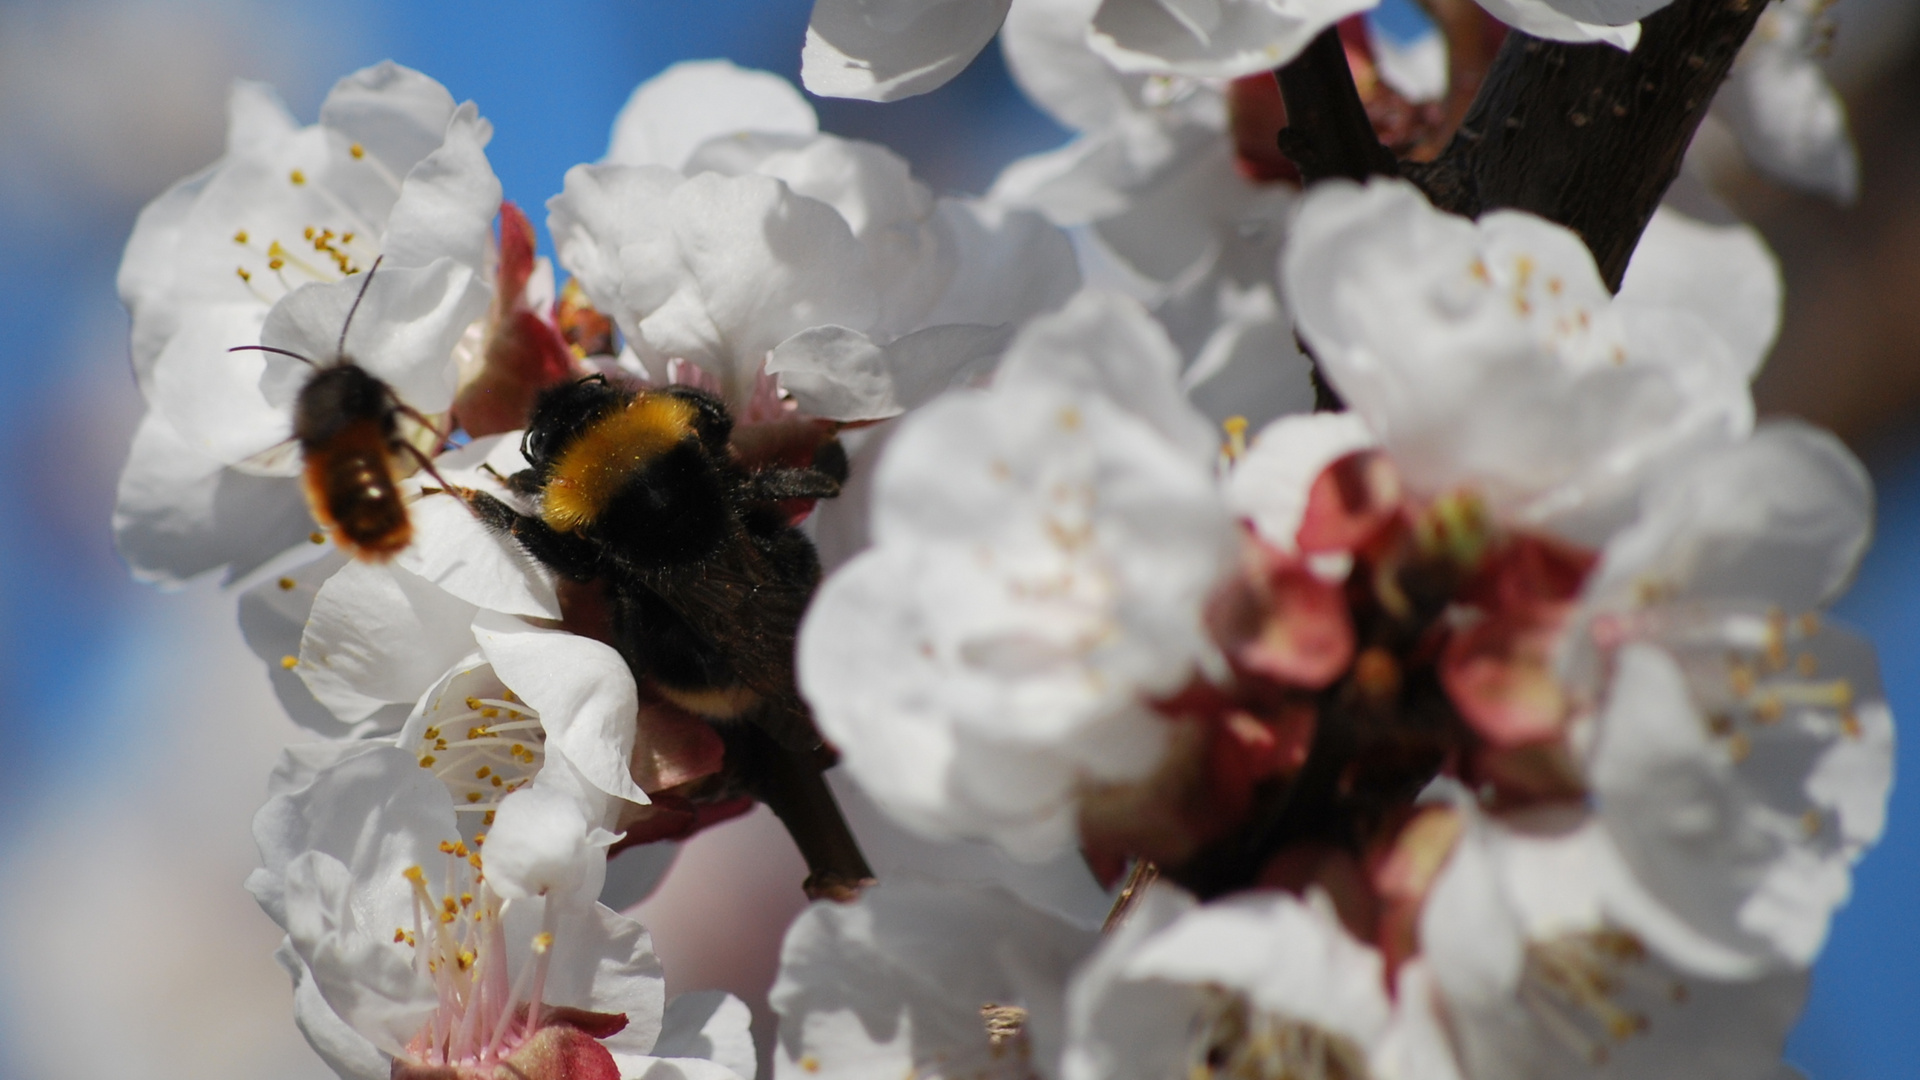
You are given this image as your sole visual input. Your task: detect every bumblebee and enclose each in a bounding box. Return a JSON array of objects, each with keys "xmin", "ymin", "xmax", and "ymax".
[
  {"xmin": 466, "ymin": 375, "xmax": 871, "ymax": 896},
  {"xmin": 234, "ymin": 258, "xmax": 441, "ymax": 561}
]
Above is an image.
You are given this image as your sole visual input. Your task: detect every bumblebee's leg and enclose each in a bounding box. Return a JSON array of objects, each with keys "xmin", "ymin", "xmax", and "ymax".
[
  {"xmin": 464, "ymin": 490, "xmax": 604, "ymax": 581},
  {"xmin": 750, "ymin": 466, "xmax": 842, "ymax": 502},
  {"xmin": 720, "ymin": 723, "xmax": 872, "ymax": 901}
]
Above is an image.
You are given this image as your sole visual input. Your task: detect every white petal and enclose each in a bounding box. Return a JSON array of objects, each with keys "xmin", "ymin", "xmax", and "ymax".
[
  {"xmin": 318, "ymin": 61, "xmax": 459, "ymax": 176},
  {"xmin": 1003, "ymin": 0, "xmax": 1143, "ymax": 131},
  {"xmin": 1530, "ymin": 0, "xmax": 1670, "ymax": 25},
  {"xmin": 1471, "ymin": 0, "xmax": 1640, "ymax": 48},
  {"xmin": 608, "ymin": 60, "xmax": 817, "ymax": 171},
  {"xmin": 237, "ymin": 549, "xmax": 390, "ymax": 734},
  {"xmin": 396, "ymin": 488, "xmax": 561, "ymax": 620},
  {"xmin": 1618, "ymin": 205, "xmax": 1781, "ymax": 380},
  {"xmin": 473, "ymin": 611, "xmax": 649, "ymax": 804},
  {"xmin": 995, "ymin": 290, "xmax": 1219, "ymax": 464},
  {"xmin": 925, "ymin": 198, "xmax": 1083, "ymax": 328},
  {"xmin": 1717, "ymin": 0, "xmax": 1858, "ymax": 202},
  {"xmin": 277, "ymin": 941, "xmax": 390, "ymax": 1080},
  {"xmin": 381, "ymin": 102, "xmax": 502, "ymax": 274},
  {"xmin": 299, "ymin": 560, "xmax": 482, "ymax": 724},
  {"xmin": 1591, "ymin": 422, "xmax": 1872, "ymax": 611},
  {"xmin": 1228, "ymin": 411, "xmax": 1378, "ymax": 550},
  {"xmin": 260, "ymin": 257, "xmax": 488, "ymax": 416},
  {"xmin": 146, "ymin": 303, "xmax": 285, "ymax": 466},
  {"xmin": 655, "ymin": 992, "xmax": 759, "ymax": 1080},
  {"xmin": 113, "ymin": 407, "xmax": 316, "ymax": 586},
  {"xmin": 772, "ymin": 881, "xmax": 1095, "ymax": 1078},
  {"xmin": 484, "ymin": 783, "xmax": 607, "ymax": 901},
  {"xmin": 549, "ymin": 165, "xmax": 879, "ymax": 412},
  {"xmin": 802, "ymin": 0, "xmax": 1014, "ymax": 102},
  {"xmin": 1089, "ymin": 0, "xmax": 1376, "ymax": 79}
]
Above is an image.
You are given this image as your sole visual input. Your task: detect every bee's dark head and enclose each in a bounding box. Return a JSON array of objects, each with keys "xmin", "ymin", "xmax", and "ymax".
[
  {"xmin": 522, "ymin": 375, "xmax": 627, "ymax": 474},
  {"xmin": 293, "ymin": 364, "xmax": 392, "ymax": 447}
]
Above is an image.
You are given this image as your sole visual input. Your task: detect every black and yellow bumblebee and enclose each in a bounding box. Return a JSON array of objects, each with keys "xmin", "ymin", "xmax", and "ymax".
[{"xmin": 465, "ymin": 374, "xmax": 871, "ymax": 897}]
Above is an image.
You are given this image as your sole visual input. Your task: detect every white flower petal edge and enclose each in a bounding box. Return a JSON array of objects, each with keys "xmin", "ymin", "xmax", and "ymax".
[
  {"xmin": 1421, "ymin": 806, "xmax": 1810, "ymax": 1080},
  {"xmin": 772, "ymin": 881, "xmax": 1097, "ymax": 1079},
  {"xmin": 606, "ymin": 59, "xmax": 819, "ymax": 171},
  {"xmin": 1282, "ymin": 177, "xmax": 1753, "ymax": 538},
  {"xmin": 1715, "ymin": 0, "xmax": 1858, "ymax": 203},
  {"xmin": 799, "ymin": 292, "xmax": 1235, "ymax": 859},
  {"xmin": 1064, "ymin": 883, "xmax": 1462, "ymax": 1080},
  {"xmin": 802, "ymin": 0, "xmax": 1015, "ymax": 102},
  {"xmin": 1088, "ymin": 0, "xmax": 1377, "ymax": 79}
]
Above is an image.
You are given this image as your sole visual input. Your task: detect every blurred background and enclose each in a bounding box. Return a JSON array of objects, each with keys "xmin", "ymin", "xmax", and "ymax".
[{"xmin": 0, "ymin": 1, "xmax": 1911, "ymax": 1077}]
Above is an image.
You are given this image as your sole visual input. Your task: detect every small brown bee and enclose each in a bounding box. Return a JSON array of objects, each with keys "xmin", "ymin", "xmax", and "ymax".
[{"xmin": 233, "ymin": 258, "xmax": 446, "ymax": 561}]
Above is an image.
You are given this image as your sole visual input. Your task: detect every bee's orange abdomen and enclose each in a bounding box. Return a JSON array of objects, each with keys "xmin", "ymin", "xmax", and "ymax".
[{"xmin": 303, "ymin": 417, "xmax": 411, "ymax": 561}]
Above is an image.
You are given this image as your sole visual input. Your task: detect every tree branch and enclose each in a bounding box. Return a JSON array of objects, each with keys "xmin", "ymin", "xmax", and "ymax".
[
  {"xmin": 1407, "ymin": 0, "xmax": 1769, "ymax": 288},
  {"xmin": 1274, "ymin": 27, "xmax": 1401, "ymax": 183}
]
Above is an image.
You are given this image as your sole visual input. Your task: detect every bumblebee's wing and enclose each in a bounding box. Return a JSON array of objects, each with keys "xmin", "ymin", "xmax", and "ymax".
[{"xmin": 231, "ymin": 436, "xmax": 303, "ymax": 478}]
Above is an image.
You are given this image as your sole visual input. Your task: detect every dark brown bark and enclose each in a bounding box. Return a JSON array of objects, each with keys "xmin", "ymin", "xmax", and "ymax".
[
  {"xmin": 1407, "ymin": 0, "xmax": 1770, "ymax": 288},
  {"xmin": 1274, "ymin": 27, "xmax": 1401, "ymax": 183}
]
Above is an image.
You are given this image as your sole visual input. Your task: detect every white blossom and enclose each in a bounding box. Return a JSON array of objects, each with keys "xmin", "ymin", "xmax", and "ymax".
[
  {"xmin": 1280, "ymin": 177, "xmax": 1760, "ymax": 541},
  {"xmin": 798, "ymin": 292, "xmax": 1235, "ymax": 859},
  {"xmin": 1064, "ymin": 884, "xmax": 1463, "ymax": 1080},
  {"xmin": 995, "ymin": 0, "xmax": 1314, "ymax": 431},
  {"xmin": 556, "ymin": 61, "xmax": 1077, "ymax": 423},
  {"xmin": 246, "ymin": 742, "xmax": 750, "ymax": 1080},
  {"xmin": 115, "ymin": 62, "xmax": 500, "ymax": 584}
]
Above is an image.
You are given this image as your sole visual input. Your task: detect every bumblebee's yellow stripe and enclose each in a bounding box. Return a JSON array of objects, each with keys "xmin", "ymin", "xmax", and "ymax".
[{"xmin": 541, "ymin": 393, "xmax": 697, "ymax": 532}]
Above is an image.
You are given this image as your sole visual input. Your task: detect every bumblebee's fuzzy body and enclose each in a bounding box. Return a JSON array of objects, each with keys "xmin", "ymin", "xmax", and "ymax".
[
  {"xmin": 468, "ymin": 376, "xmax": 870, "ymax": 896},
  {"xmin": 474, "ymin": 377, "xmax": 841, "ymax": 750},
  {"xmin": 294, "ymin": 362, "xmax": 412, "ymax": 560}
]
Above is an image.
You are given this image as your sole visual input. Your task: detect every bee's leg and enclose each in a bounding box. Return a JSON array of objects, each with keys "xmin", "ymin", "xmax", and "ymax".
[
  {"xmin": 477, "ymin": 463, "xmax": 545, "ymax": 498},
  {"xmin": 720, "ymin": 722, "xmax": 872, "ymax": 902},
  {"xmin": 393, "ymin": 401, "xmax": 458, "ymax": 455},
  {"xmin": 397, "ymin": 442, "xmax": 475, "ymax": 509},
  {"xmin": 464, "ymin": 490, "xmax": 603, "ymax": 581},
  {"xmin": 751, "ymin": 466, "xmax": 842, "ymax": 502}
]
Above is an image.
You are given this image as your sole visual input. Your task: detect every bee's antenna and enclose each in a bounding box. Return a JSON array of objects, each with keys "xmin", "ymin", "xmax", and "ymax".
[
  {"xmin": 228, "ymin": 345, "xmax": 318, "ymax": 368},
  {"xmin": 337, "ymin": 255, "xmax": 385, "ymax": 362}
]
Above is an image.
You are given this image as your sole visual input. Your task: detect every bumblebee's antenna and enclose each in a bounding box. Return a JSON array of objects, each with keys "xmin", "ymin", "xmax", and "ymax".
[
  {"xmin": 228, "ymin": 345, "xmax": 317, "ymax": 367},
  {"xmin": 337, "ymin": 255, "xmax": 384, "ymax": 362}
]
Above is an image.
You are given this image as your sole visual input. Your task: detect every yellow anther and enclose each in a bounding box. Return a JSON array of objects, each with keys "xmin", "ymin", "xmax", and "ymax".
[
  {"xmin": 503, "ymin": 689, "xmax": 518, "ymax": 702},
  {"xmin": 510, "ymin": 744, "xmax": 526, "ymax": 756},
  {"xmin": 310, "ymin": 531, "xmax": 326, "ymax": 544},
  {"xmin": 442, "ymin": 897, "xmax": 458, "ymax": 914},
  {"xmin": 469, "ymin": 853, "xmax": 484, "ymax": 871},
  {"xmin": 403, "ymin": 865, "xmax": 426, "ymax": 884},
  {"xmin": 1754, "ymin": 697, "xmax": 1785, "ymax": 724},
  {"xmin": 438, "ymin": 841, "xmax": 458, "ymax": 854},
  {"xmin": 456, "ymin": 948, "xmax": 475, "ymax": 971},
  {"xmin": 1797, "ymin": 612, "xmax": 1822, "ymax": 637},
  {"xmin": 289, "ymin": 169, "xmax": 306, "ymax": 185},
  {"xmin": 1796, "ymin": 653, "xmax": 1818, "ymax": 677},
  {"xmin": 799, "ymin": 1056, "xmax": 821, "ymax": 1074},
  {"xmin": 394, "ymin": 928, "xmax": 408, "ymax": 943},
  {"xmin": 268, "ymin": 258, "xmax": 285, "ymax": 271},
  {"xmin": 280, "ymin": 655, "xmax": 299, "ymax": 670},
  {"xmin": 532, "ymin": 932, "xmax": 554, "ymax": 954},
  {"xmin": 1840, "ymin": 711, "xmax": 1862, "ymax": 739},
  {"xmin": 418, "ymin": 755, "xmax": 437, "ymax": 768},
  {"xmin": 1468, "ymin": 258, "xmax": 1490, "ymax": 283},
  {"xmin": 466, "ymin": 792, "xmax": 483, "ymax": 803},
  {"xmin": 475, "ymin": 766, "xmax": 491, "ymax": 779},
  {"xmin": 424, "ymin": 726, "xmax": 440, "ymax": 740},
  {"xmin": 303, "ymin": 226, "xmax": 315, "ymax": 240},
  {"xmin": 233, "ymin": 229, "xmax": 249, "ymax": 244},
  {"xmin": 482, "ymin": 708, "xmax": 499, "ymax": 719},
  {"xmin": 435, "ymin": 739, "xmax": 449, "ymax": 751},
  {"xmin": 469, "ymin": 726, "xmax": 491, "ymax": 739},
  {"xmin": 491, "ymin": 776, "xmax": 503, "ymax": 787},
  {"xmin": 465, "ymin": 697, "xmax": 482, "ymax": 710},
  {"xmin": 350, "ymin": 143, "xmax": 366, "ymax": 159},
  {"xmin": 1729, "ymin": 664, "xmax": 1756, "ymax": 697},
  {"xmin": 459, "ymin": 892, "xmax": 474, "ymax": 908},
  {"xmin": 440, "ymin": 910, "xmax": 456, "ymax": 925},
  {"xmin": 1222, "ymin": 416, "xmax": 1249, "ymax": 462},
  {"xmin": 483, "ymin": 811, "xmax": 496, "ymax": 825},
  {"xmin": 1057, "ymin": 406, "xmax": 1082, "ymax": 431},
  {"xmin": 277, "ymin": 577, "xmax": 296, "ymax": 590},
  {"xmin": 1802, "ymin": 809, "xmax": 1822, "ymax": 837},
  {"xmin": 236, "ymin": 267, "xmax": 252, "ymax": 282},
  {"xmin": 473, "ymin": 833, "xmax": 486, "ymax": 846},
  {"xmin": 1727, "ymin": 733, "xmax": 1752, "ymax": 763},
  {"xmin": 341, "ymin": 231, "xmax": 355, "ymax": 243}
]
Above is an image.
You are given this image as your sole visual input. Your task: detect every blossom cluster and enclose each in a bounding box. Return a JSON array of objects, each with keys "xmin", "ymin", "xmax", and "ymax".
[{"xmin": 111, "ymin": 1, "xmax": 1886, "ymax": 1078}]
